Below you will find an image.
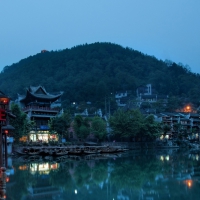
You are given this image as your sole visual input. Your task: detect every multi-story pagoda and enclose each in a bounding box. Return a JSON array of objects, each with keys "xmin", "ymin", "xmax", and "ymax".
[{"xmin": 17, "ymin": 86, "xmax": 63, "ymax": 142}]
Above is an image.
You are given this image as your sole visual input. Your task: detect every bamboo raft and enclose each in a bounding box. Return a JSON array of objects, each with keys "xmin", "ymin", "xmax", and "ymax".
[{"xmin": 14, "ymin": 145, "xmax": 129, "ymax": 157}]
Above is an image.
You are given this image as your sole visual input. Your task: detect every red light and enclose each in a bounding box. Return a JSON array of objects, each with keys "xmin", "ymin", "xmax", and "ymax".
[
  {"xmin": 0, "ymin": 109, "xmax": 6, "ymax": 121},
  {"xmin": 0, "ymin": 97, "xmax": 9, "ymax": 105},
  {"xmin": 4, "ymin": 130, "xmax": 8, "ymax": 134},
  {"xmin": 6, "ymin": 177, "xmax": 9, "ymax": 182}
]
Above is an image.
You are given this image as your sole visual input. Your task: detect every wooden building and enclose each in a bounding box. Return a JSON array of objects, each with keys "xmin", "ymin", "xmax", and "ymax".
[{"xmin": 17, "ymin": 86, "xmax": 63, "ymax": 142}]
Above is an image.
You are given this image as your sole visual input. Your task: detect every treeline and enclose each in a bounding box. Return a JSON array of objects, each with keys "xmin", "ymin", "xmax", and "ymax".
[
  {"xmin": 1, "ymin": 42, "xmax": 200, "ymax": 109},
  {"xmin": 10, "ymin": 103, "xmax": 161, "ymax": 143}
]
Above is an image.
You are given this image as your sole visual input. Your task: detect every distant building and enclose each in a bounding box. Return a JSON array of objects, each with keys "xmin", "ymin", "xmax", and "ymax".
[
  {"xmin": 136, "ymin": 84, "xmax": 155, "ymax": 96},
  {"xmin": 136, "ymin": 84, "xmax": 168, "ymax": 109},
  {"xmin": 41, "ymin": 49, "xmax": 49, "ymax": 53},
  {"xmin": 115, "ymin": 91, "xmax": 131, "ymax": 107},
  {"xmin": 16, "ymin": 85, "xmax": 63, "ymax": 142}
]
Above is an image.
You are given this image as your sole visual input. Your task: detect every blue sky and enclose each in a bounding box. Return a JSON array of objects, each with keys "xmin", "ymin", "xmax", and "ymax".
[{"xmin": 1, "ymin": 1, "xmax": 200, "ymax": 73}]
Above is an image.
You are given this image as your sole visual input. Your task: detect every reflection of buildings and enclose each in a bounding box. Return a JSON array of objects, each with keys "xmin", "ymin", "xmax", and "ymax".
[
  {"xmin": 16, "ymin": 86, "xmax": 63, "ymax": 142},
  {"xmin": 5, "ymin": 152, "xmax": 200, "ymax": 200},
  {"xmin": 18, "ymin": 161, "xmax": 59, "ymax": 175},
  {"xmin": 18, "ymin": 161, "xmax": 61, "ymax": 200},
  {"xmin": 29, "ymin": 162, "xmax": 59, "ymax": 175}
]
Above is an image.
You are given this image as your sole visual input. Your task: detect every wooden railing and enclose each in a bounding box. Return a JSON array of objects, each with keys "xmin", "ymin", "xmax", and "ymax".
[{"xmin": 23, "ymin": 106, "xmax": 59, "ymax": 112}]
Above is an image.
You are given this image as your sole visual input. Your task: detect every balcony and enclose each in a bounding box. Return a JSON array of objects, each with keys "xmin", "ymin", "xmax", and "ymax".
[{"xmin": 23, "ymin": 106, "xmax": 59, "ymax": 112}]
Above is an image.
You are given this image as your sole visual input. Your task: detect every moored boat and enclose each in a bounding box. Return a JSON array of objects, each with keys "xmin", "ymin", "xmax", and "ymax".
[
  {"xmin": 53, "ymin": 148, "xmax": 69, "ymax": 156},
  {"xmin": 101, "ymin": 147, "xmax": 118, "ymax": 154}
]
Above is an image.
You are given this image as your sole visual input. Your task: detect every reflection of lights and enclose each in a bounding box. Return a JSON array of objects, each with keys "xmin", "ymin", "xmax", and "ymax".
[
  {"xmin": 160, "ymin": 155, "xmax": 170, "ymax": 161},
  {"xmin": 6, "ymin": 177, "xmax": 9, "ymax": 182},
  {"xmin": 30, "ymin": 163, "xmax": 50, "ymax": 175},
  {"xmin": 38, "ymin": 163, "xmax": 49, "ymax": 171},
  {"xmin": 75, "ymin": 189, "xmax": 77, "ymax": 194},
  {"xmin": 184, "ymin": 180, "xmax": 193, "ymax": 188},
  {"xmin": 19, "ymin": 165, "xmax": 28, "ymax": 170},
  {"xmin": 51, "ymin": 163, "xmax": 58, "ymax": 170},
  {"xmin": 196, "ymin": 154, "xmax": 199, "ymax": 161},
  {"xmin": 160, "ymin": 156, "xmax": 164, "ymax": 161}
]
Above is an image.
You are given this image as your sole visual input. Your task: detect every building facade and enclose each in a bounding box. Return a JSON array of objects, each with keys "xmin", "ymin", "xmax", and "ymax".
[{"xmin": 17, "ymin": 86, "xmax": 63, "ymax": 142}]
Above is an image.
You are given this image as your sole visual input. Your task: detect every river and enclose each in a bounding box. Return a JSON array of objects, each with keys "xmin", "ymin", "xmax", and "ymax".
[{"xmin": 5, "ymin": 149, "xmax": 200, "ymax": 200}]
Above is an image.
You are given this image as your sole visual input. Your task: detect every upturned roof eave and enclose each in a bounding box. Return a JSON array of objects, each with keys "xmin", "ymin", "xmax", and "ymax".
[{"xmin": 20, "ymin": 90, "xmax": 62, "ymax": 103}]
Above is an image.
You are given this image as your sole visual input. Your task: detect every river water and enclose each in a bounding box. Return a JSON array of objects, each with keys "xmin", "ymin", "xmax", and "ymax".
[{"xmin": 5, "ymin": 149, "xmax": 200, "ymax": 200}]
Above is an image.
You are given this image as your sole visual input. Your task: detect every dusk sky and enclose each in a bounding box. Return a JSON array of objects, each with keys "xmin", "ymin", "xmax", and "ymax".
[{"xmin": 1, "ymin": 1, "xmax": 200, "ymax": 73}]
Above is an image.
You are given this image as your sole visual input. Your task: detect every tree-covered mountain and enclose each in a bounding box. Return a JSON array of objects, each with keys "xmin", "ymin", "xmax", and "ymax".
[{"xmin": 1, "ymin": 42, "xmax": 200, "ymax": 108}]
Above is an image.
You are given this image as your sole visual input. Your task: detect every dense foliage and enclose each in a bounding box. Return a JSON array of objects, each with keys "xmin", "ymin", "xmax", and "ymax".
[
  {"xmin": 9, "ymin": 104, "xmax": 35, "ymax": 142},
  {"xmin": 109, "ymin": 109, "xmax": 162, "ymax": 141},
  {"xmin": 48, "ymin": 111, "xmax": 71, "ymax": 139},
  {"xmin": 1, "ymin": 42, "xmax": 200, "ymax": 110},
  {"xmin": 72, "ymin": 115, "xmax": 107, "ymax": 141}
]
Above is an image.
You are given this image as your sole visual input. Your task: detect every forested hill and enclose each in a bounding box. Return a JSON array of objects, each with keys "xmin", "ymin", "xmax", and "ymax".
[{"xmin": 1, "ymin": 42, "xmax": 200, "ymax": 107}]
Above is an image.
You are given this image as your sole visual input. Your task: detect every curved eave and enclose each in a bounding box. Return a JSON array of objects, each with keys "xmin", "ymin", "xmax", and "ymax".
[{"xmin": 20, "ymin": 90, "xmax": 62, "ymax": 104}]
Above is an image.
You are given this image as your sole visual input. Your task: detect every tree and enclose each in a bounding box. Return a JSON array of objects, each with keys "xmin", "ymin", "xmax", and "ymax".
[
  {"xmin": 9, "ymin": 103, "xmax": 29, "ymax": 142},
  {"xmin": 109, "ymin": 109, "xmax": 143, "ymax": 140},
  {"xmin": 141, "ymin": 115, "xmax": 162, "ymax": 139},
  {"xmin": 48, "ymin": 111, "xmax": 71, "ymax": 140},
  {"xmin": 73, "ymin": 115, "xmax": 90, "ymax": 140},
  {"xmin": 91, "ymin": 116, "xmax": 107, "ymax": 141}
]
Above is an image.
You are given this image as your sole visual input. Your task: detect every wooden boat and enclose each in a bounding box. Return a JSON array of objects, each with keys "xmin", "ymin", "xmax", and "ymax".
[
  {"xmin": 40, "ymin": 148, "xmax": 51, "ymax": 156},
  {"xmin": 101, "ymin": 147, "xmax": 118, "ymax": 154},
  {"xmin": 53, "ymin": 148, "xmax": 68, "ymax": 156},
  {"xmin": 14, "ymin": 147, "xmax": 30, "ymax": 155},
  {"xmin": 84, "ymin": 149, "xmax": 101, "ymax": 154},
  {"xmin": 68, "ymin": 149, "xmax": 84, "ymax": 155},
  {"xmin": 27, "ymin": 148, "xmax": 41, "ymax": 155}
]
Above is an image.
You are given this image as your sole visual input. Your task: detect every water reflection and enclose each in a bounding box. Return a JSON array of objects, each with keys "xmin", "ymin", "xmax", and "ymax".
[{"xmin": 5, "ymin": 150, "xmax": 200, "ymax": 200}]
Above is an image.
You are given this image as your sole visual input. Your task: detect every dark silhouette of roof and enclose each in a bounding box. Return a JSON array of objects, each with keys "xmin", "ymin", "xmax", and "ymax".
[{"xmin": 19, "ymin": 85, "xmax": 63, "ymax": 105}]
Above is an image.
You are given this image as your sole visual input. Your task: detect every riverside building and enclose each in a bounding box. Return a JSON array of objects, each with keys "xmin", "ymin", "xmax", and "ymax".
[{"xmin": 16, "ymin": 85, "xmax": 63, "ymax": 142}]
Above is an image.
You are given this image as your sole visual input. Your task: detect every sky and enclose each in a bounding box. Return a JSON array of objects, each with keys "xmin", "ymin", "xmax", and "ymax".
[{"xmin": 1, "ymin": 0, "xmax": 200, "ymax": 73}]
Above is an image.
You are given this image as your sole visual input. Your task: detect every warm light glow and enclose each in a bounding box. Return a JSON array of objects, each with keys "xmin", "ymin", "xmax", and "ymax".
[
  {"xmin": 19, "ymin": 165, "xmax": 28, "ymax": 170},
  {"xmin": 0, "ymin": 97, "xmax": 9, "ymax": 104},
  {"xmin": 19, "ymin": 136, "xmax": 28, "ymax": 142},
  {"xmin": 51, "ymin": 163, "xmax": 58, "ymax": 170},
  {"xmin": 186, "ymin": 106, "xmax": 190, "ymax": 110},
  {"xmin": 184, "ymin": 180, "xmax": 193, "ymax": 188},
  {"xmin": 6, "ymin": 177, "xmax": 9, "ymax": 182},
  {"xmin": 38, "ymin": 163, "xmax": 49, "ymax": 171}
]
